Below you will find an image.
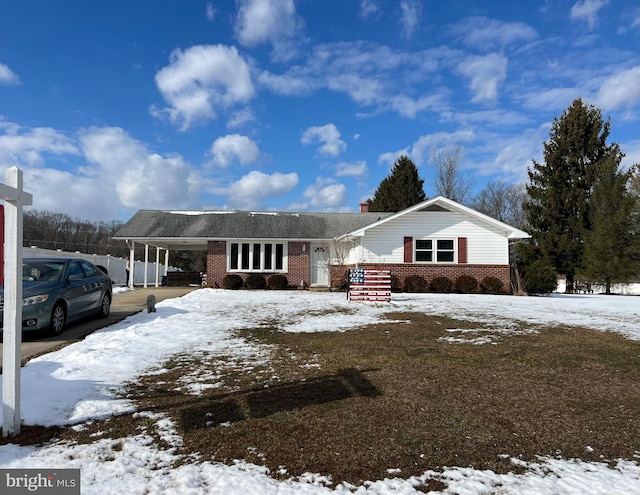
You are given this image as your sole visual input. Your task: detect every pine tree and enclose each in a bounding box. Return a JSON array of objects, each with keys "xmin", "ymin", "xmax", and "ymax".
[
  {"xmin": 524, "ymin": 98, "xmax": 617, "ymax": 292},
  {"xmin": 582, "ymin": 158, "xmax": 640, "ymax": 293},
  {"xmin": 368, "ymin": 155, "xmax": 426, "ymax": 212}
]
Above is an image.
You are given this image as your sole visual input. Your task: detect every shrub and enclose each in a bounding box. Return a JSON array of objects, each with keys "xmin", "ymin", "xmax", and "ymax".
[
  {"xmin": 480, "ymin": 276, "xmax": 504, "ymax": 294},
  {"xmin": 454, "ymin": 275, "xmax": 478, "ymax": 293},
  {"xmin": 390, "ymin": 274, "xmax": 402, "ymax": 293},
  {"xmin": 268, "ymin": 274, "xmax": 289, "ymax": 290},
  {"xmin": 523, "ymin": 260, "xmax": 557, "ymax": 295},
  {"xmin": 245, "ymin": 274, "xmax": 266, "ymax": 290},
  {"xmin": 430, "ymin": 276, "xmax": 453, "ymax": 293},
  {"xmin": 222, "ymin": 274, "xmax": 243, "ymax": 290},
  {"xmin": 403, "ymin": 275, "xmax": 428, "ymax": 293},
  {"xmin": 333, "ymin": 273, "xmax": 349, "ymax": 292}
]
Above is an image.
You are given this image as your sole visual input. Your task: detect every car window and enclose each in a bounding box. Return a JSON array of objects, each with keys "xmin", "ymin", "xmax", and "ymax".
[
  {"xmin": 67, "ymin": 261, "xmax": 85, "ymax": 279},
  {"xmin": 39, "ymin": 262, "xmax": 65, "ymax": 281},
  {"xmin": 80, "ymin": 260, "xmax": 99, "ymax": 277}
]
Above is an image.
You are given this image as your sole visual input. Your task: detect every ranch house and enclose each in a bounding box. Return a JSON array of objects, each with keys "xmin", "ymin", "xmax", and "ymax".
[{"xmin": 113, "ymin": 196, "xmax": 530, "ymax": 291}]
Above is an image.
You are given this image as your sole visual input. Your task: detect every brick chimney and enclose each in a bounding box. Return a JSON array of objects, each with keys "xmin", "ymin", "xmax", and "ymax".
[{"xmin": 359, "ymin": 202, "xmax": 369, "ymax": 213}]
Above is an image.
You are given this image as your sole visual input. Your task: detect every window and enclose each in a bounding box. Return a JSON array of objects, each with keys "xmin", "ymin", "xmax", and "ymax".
[
  {"xmin": 415, "ymin": 240, "xmax": 432, "ymax": 262},
  {"xmin": 414, "ymin": 238, "xmax": 456, "ymax": 263},
  {"xmin": 229, "ymin": 242, "xmax": 286, "ymax": 272},
  {"xmin": 436, "ymin": 240, "xmax": 455, "ymax": 262}
]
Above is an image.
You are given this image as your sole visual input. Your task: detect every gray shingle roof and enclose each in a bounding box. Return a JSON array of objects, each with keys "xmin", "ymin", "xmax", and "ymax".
[{"xmin": 113, "ymin": 209, "xmax": 392, "ymax": 244}]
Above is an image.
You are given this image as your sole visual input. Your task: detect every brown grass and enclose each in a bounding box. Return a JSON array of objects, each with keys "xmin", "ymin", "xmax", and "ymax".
[{"xmin": 13, "ymin": 312, "xmax": 640, "ymax": 489}]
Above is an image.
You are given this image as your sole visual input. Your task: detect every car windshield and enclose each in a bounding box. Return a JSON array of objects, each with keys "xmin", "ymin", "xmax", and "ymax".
[{"xmin": 22, "ymin": 261, "xmax": 65, "ymax": 282}]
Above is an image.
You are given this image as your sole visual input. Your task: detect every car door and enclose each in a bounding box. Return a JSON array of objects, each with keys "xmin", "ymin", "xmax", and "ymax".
[
  {"xmin": 65, "ymin": 260, "xmax": 95, "ymax": 318},
  {"xmin": 79, "ymin": 260, "xmax": 105, "ymax": 309}
]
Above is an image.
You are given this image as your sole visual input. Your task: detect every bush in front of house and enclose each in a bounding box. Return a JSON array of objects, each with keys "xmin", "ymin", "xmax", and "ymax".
[
  {"xmin": 268, "ymin": 274, "xmax": 289, "ymax": 290},
  {"xmin": 390, "ymin": 274, "xmax": 402, "ymax": 292},
  {"xmin": 430, "ymin": 276, "xmax": 453, "ymax": 293},
  {"xmin": 403, "ymin": 275, "xmax": 428, "ymax": 292},
  {"xmin": 454, "ymin": 275, "xmax": 478, "ymax": 293},
  {"xmin": 522, "ymin": 260, "xmax": 557, "ymax": 295},
  {"xmin": 222, "ymin": 274, "xmax": 244, "ymax": 290},
  {"xmin": 480, "ymin": 276, "xmax": 504, "ymax": 294},
  {"xmin": 245, "ymin": 274, "xmax": 267, "ymax": 289}
]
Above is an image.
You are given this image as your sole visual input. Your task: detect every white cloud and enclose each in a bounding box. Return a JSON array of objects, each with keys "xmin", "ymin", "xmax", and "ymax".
[
  {"xmin": 621, "ymin": 139, "xmax": 640, "ymax": 171},
  {"xmin": 303, "ymin": 178, "xmax": 347, "ymax": 209},
  {"xmin": 388, "ymin": 90, "xmax": 450, "ymax": 118},
  {"xmin": 326, "ymin": 73, "xmax": 384, "ymax": 106},
  {"xmin": 301, "ymin": 124, "xmax": 346, "ymax": 156},
  {"xmin": 359, "ymin": 0, "xmax": 381, "ymax": 19},
  {"xmin": 78, "ymin": 127, "xmax": 198, "ymax": 211},
  {"xmin": 210, "ymin": 134, "xmax": 260, "ymax": 167},
  {"xmin": 0, "ymin": 63, "xmax": 20, "ymax": 85},
  {"xmin": 335, "ymin": 161, "xmax": 367, "ymax": 177},
  {"xmin": 227, "ymin": 107, "xmax": 257, "ymax": 129},
  {"xmin": 571, "ymin": 0, "xmax": 609, "ymax": 29},
  {"xmin": 594, "ymin": 65, "xmax": 640, "ymax": 110},
  {"xmin": 378, "ymin": 149, "xmax": 409, "ymax": 167},
  {"xmin": 234, "ymin": 0, "xmax": 304, "ymax": 61},
  {"xmin": 456, "ymin": 54, "xmax": 508, "ymax": 104},
  {"xmin": 519, "ymin": 87, "xmax": 583, "ymax": 112},
  {"xmin": 447, "ymin": 17, "xmax": 538, "ymax": 50},
  {"xmin": 410, "ymin": 130, "xmax": 476, "ymax": 166},
  {"xmin": 227, "ymin": 170, "xmax": 298, "ymax": 209},
  {"xmin": 0, "ymin": 122, "xmax": 79, "ymax": 166},
  {"xmin": 257, "ymin": 70, "xmax": 317, "ymax": 96},
  {"xmin": 0, "ymin": 122, "xmax": 208, "ymax": 220},
  {"xmin": 399, "ymin": 0, "xmax": 421, "ymax": 39},
  {"xmin": 259, "ymin": 41, "xmax": 458, "ymax": 118},
  {"xmin": 153, "ymin": 45, "xmax": 254, "ymax": 131},
  {"xmin": 205, "ymin": 2, "xmax": 216, "ymax": 20},
  {"xmin": 24, "ymin": 167, "xmax": 119, "ymax": 221}
]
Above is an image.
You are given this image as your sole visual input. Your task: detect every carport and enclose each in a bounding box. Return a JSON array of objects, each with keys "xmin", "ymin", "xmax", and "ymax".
[{"xmin": 113, "ymin": 215, "xmax": 209, "ymax": 289}]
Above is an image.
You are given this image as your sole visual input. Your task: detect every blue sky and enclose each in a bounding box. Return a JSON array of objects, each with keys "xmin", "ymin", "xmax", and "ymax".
[{"xmin": 0, "ymin": 0, "xmax": 638, "ymax": 222}]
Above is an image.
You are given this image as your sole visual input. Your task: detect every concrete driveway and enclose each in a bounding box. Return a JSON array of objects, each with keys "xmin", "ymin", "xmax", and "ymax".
[{"xmin": 0, "ymin": 286, "xmax": 196, "ymax": 371}]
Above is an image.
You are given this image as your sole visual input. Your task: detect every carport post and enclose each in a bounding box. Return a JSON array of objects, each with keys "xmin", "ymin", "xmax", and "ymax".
[
  {"xmin": 1, "ymin": 166, "xmax": 33, "ymax": 437},
  {"xmin": 164, "ymin": 249, "xmax": 169, "ymax": 282},
  {"xmin": 128, "ymin": 242, "xmax": 135, "ymax": 289},
  {"xmin": 144, "ymin": 244, "xmax": 149, "ymax": 288},
  {"xmin": 155, "ymin": 246, "xmax": 160, "ymax": 287}
]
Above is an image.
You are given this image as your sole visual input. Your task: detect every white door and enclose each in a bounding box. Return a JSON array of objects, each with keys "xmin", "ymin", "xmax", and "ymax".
[{"xmin": 310, "ymin": 244, "xmax": 329, "ymax": 286}]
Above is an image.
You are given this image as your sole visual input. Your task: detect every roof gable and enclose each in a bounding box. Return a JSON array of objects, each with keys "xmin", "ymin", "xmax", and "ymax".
[{"xmin": 341, "ymin": 196, "xmax": 530, "ymax": 240}]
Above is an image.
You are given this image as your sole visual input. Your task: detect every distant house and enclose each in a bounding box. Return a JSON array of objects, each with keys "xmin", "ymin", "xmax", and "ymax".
[{"xmin": 113, "ymin": 196, "xmax": 530, "ymax": 291}]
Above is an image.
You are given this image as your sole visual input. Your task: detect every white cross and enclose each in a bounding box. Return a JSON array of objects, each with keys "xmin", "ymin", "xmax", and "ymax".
[{"xmin": 1, "ymin": 166, "xmax": 33, "ymax": 437}]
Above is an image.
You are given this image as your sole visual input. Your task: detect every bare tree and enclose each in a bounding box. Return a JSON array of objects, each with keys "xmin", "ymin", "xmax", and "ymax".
[
  {"xmin": 429, "ymin": 144, "xmax": 472, "ymax": 204},
  {"xmin": 471, "ymin": 180, "xmax": 528, "ymax": 229}
]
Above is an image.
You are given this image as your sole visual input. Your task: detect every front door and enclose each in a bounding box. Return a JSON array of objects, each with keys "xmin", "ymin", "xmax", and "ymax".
[{"xmin": 310, "ymin": 244, "xmax": 329, "ymax": 286}]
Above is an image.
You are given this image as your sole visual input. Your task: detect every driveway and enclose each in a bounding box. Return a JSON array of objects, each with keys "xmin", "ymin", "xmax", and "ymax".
[{"xmin": 0, "ymin": 286, "xmax": 196, "ymax": 371}]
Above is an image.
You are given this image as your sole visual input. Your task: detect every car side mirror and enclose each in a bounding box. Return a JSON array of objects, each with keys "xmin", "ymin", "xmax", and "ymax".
[{"xmin": 67, "ymin": 273, "xmax": 84, "ymax": 282}]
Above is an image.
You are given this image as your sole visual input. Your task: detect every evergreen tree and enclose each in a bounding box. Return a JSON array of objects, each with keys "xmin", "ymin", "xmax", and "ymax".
[
  {"xmin": 582, "ymin": 158, "xmax": 640, "ymax": 293},
  {"xmin": 368, "ymin": 155, "xmax": 426, "ymax": 212},
  {"xmin": 524, "ymin": 98, "xmax": 617, "ymax": 292}
]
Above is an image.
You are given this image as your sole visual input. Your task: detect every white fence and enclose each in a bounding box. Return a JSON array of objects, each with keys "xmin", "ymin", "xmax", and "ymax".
[
  {"xmin": 556, "ymin": 277, "xmax": 640, "ymax": 295},
  {"xmin": 22, "ymin": 247, "xmax": 176, "ymax": 286}
]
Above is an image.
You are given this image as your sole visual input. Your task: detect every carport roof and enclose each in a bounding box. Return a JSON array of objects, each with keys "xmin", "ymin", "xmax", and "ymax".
[{"xmin": 113, "ymin": 209, "xmax": 392, "ymax": 250}]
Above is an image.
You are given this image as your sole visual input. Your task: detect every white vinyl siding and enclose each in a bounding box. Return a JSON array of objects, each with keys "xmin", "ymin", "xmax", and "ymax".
[{"xmin": 347, "ymin": 210, "xmax": 508, "ymax": 265}]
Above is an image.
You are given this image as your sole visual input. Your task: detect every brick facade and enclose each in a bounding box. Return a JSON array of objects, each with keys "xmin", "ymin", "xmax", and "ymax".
[
  {"xmin": 206, "ymin": 240, "xmax": 311, "ymax": 288},
  {"xmin": 208, "ymin": 239, "xmax": 511, "ymax": 292},
  {"xmin": 330, "ymin": 263, "xmax": 511, "ymax": 293},
  {"xmin": 206, "ymin": 241, "xmax": 227, "ymax": 288}
]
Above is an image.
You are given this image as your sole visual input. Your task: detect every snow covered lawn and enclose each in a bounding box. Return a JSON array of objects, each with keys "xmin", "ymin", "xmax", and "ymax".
[{"xmin": 0, "ymin": 289, "xmax": 639, "ymax": 494}]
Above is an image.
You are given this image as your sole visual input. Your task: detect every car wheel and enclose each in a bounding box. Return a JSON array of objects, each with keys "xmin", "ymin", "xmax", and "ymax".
[
  {"xmin": 99, "ymin": 293, "xmax": 111, "ymax": 318},
  {"xmin": 50, "ymin": 303, "xmax": 66, "ymax": 335}
]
